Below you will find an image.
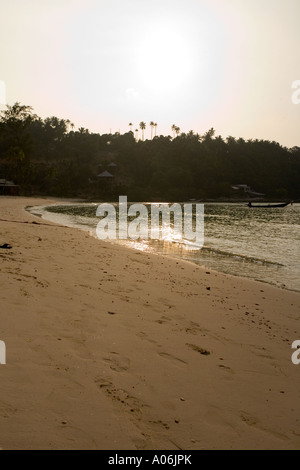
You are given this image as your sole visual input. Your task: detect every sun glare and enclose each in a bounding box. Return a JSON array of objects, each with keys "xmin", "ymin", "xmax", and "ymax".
[{"xmin": 137, "ymin": 24, "xmax": 194, "ymax": 94}]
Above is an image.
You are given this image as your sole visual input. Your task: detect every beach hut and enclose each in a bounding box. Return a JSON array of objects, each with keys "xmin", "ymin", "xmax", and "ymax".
[
  {"xmin": 97, "ymin": 170, "xmax": 114, "ymax": 179},
  {"xmin": 107, "ymin": 162, "xmax": 117, "ymax": 174},
  {"xmin": 97, "ymin": 170, "xmax": 114, "ymax": 192},
  {"xmin": 0, "ymin": 179, "xmax": 20, "ymax": 196}
]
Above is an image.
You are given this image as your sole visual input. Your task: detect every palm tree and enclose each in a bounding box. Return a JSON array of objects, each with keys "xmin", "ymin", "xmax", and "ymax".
[
  {"xmin": 226, "ymin": 135, "xmax": 236, "ymax": 145},
  {"xmin": 139, "ymin": 121, "xmax": 146, "ymax": 141},
  {"xmin": 150, "ymin": 121, "xmax": 155, "ymax": 139},
  {"xmin": 175, "ymin": 126, "xmax": 180, "ymax": 137},
  {"xmin": 154, "ymin": 123, "xmax": 158, "ymax": 137},
  {"xmin": 135, "ymin": 129, "xmax": 139, "ymax": 140},
  {"xmin": 128, "ymin": 122, "xmax": 133, "ymax": 133},
  {"xmin": 204, "ymin": 128, "xmax": 215, "ymax": 140},
  {"xmin": 171, "ymin": 124, "xmax": 176, "ymax": 139}
]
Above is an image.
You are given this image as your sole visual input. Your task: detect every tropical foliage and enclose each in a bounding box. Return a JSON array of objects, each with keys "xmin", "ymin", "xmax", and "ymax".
[{"xmin": 0, "ymin": 103, "xmax": 299, "ymax": 201}]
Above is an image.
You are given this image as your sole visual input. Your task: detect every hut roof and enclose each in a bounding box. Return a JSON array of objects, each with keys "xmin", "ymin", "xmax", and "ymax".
[
  {"xmin": 97, "ymin": 170, "xmax": 114, "ymax": 178},
  {"xmin": 0, "ymin": 179, "xmax": 18, "ymax": 186}
]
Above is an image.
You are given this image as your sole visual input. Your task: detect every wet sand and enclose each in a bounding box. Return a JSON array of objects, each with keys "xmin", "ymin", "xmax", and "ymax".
[{"xmin": 0, "ymin": 197, "xmax": 299, "ymax": 450}]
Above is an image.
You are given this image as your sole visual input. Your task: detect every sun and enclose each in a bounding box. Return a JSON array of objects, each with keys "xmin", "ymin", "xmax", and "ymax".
[{"xmin": 137, "ymin": 23, "xmax": 194, "ymax": 94}]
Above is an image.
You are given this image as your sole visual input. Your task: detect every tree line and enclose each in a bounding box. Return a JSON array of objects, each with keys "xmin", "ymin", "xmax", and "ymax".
[
  {"xmin": 0, "ymin": 102, "xmax": 299, "ymax": 201},
  {"xmin": 131, "ymin": 122, "xmax": 180, "ymax": 141}
]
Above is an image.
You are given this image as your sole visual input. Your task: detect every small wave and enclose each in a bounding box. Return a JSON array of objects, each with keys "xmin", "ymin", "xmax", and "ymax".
[{"xmin": 201, "ymin": 245, "xmax": 284, "ymax": 267}]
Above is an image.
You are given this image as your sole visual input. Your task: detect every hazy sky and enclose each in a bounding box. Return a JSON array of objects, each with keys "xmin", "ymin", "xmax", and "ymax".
[{"xmin": 1, "ymin": 0, "xmax": 299, "ymax": 146}]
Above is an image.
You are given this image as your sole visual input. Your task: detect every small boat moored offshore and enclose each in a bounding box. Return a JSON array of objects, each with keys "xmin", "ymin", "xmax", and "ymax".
[{"xmin": 247, "ymin": 201, "xmax": 292, "ymax": 208}]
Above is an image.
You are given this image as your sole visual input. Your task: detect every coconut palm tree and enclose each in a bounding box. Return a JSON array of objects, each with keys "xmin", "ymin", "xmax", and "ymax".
[
  {"xmin": 171, "ymin": 124, "xmax": 176, "ymax": 139},
  {"xmin": 139, "ymin": 121, "xmax": 146, "ymax": 141},
  {"xmin": 150, "ymin": 121, "xmax": 155, "ymax": 139}
]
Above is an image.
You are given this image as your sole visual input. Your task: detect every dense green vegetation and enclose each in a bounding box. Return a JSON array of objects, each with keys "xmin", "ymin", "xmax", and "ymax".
[{"xmin": 0, "ymin": 103, "xmax": 299, "ymax": 201}]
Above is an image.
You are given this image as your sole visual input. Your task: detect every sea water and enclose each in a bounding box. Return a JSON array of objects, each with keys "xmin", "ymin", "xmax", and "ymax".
[{"xmin": 28, "ymin": 202, "xmax": 300, "ymax": 292}]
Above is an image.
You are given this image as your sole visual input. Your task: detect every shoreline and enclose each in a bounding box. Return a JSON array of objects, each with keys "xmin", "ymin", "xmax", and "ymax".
[
  {"xmin": 26, "ymin": 199, "xmax": 299, "ymax": 294},
  {"xmin": 0, "ymin": 196, "xmax": 299, "ymax": 450}
]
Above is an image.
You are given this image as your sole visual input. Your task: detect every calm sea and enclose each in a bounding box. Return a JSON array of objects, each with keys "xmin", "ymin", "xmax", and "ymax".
[{"xmin": 28, "ymin": 202, "xmax": 300, "ymax": 292}]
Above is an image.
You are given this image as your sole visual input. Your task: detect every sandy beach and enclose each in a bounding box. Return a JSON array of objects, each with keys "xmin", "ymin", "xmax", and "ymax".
[{"xmin": 0, "ymin": 196, "xmax": 299, "ymax": 450}]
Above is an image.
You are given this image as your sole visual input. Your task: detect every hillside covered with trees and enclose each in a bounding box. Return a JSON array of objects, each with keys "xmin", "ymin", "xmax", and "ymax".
[{"xmin": 0, "ymin": 103, "xmax": 299, "ymax": 201}]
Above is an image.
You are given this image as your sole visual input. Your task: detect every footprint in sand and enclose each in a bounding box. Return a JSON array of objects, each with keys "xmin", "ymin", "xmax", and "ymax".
[
  {"xmin": 103, "ymin": 352, "xmax": 130, "ymax": 372},
  {"xmin": 240, "ymin": 412, "xmax": 257, "ymax": 426},
  {"xmin": 0, "ymin": 401, "xmax": 18, "ymax": 418},
  {"xmin": 155, "ymin": 315, "xmax": 171, "ymax": 325},
  {"xmin": 158, "ymin": 352, "xmax": 187, "ymax": 365},
  {"xmin": 240, "ymin": 412, "xmax": 290, "ymax": 441},
  {"xmin": 95, "ymin": 376, "xmax": 146, "ymax": 415},
  {"xmin": 136, "ymin": 332, "xmax": 157, "ymax": 344},
  {"xmin": 184, "ymin": 321, "xmax": 202, "ymax": 335},
  {"xmin": 186, "ymin": 343, "xmax": 210, "ymax": 356},
  {"xmin": 158, "ymin": 298, "xmax": 176, "ymax": 309},
  {"xmin": 218, "ymin": 364, "xmax": 234, "ymax": 374},
  {"xmin": 148, "ymin": 419, "xmax": 170, "ymax": 430}
]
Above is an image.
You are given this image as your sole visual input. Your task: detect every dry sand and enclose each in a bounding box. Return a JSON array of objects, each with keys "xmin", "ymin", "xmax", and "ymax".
[{"xmin": 0, "ymin": 196, "xmax": 299, "ymax": 450}]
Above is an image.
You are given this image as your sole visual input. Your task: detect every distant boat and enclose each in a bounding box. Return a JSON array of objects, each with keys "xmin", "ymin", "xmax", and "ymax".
[{"xmin": 247, "ymin": 201, "xmax": 292, "ymax": 208}]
